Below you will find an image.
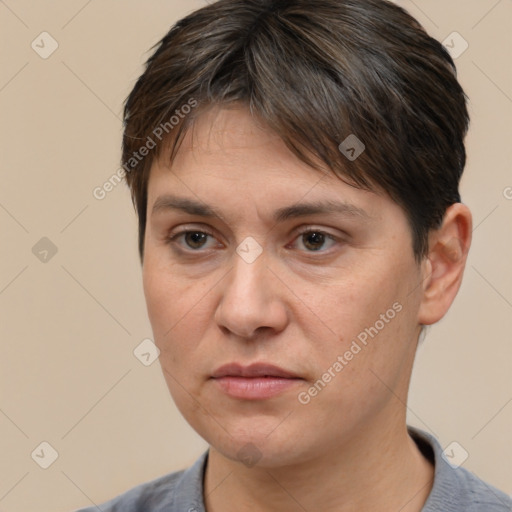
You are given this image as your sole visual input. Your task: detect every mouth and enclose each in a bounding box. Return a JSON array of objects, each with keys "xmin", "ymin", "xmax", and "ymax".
[{"xmin": 210, "ymin": 362, "xmax": 303, "ymax": 400}]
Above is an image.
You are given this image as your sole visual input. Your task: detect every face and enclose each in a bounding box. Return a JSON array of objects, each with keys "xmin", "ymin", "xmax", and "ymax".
[{"xmin": 143, "ymin": 106, "xmax": 426, "ymax": 467}]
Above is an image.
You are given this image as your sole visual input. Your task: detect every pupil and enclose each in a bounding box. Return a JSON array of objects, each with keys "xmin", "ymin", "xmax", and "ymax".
[
  {"xmin": 186, "ymin": 232, "xmax": 206, "ymax": 248},
  {"xmin": 304, "ymin": 232, "xmax": 324, "ymax": 250}
]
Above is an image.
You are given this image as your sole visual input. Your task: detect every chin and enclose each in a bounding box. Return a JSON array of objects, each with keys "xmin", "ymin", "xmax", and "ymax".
[{"xmin": 202, "ymin": 421, "xmax": 314, "ymax": 469}]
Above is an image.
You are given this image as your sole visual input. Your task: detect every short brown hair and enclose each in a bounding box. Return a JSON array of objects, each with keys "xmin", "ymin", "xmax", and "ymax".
[{"xmin": 122, "ymin": 0, "xmax": 469, "ymax": 262}]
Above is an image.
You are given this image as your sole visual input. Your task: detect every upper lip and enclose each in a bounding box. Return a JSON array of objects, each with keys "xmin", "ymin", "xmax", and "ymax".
[{"xmin": 211, "ymin": 362, "xmax": 301, "ymax": 379}]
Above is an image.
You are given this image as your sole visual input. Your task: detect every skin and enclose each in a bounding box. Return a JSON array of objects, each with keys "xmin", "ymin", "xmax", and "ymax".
[{"xmin": 142, "ymin": 106, "xmax": 472, "ymax": 512}]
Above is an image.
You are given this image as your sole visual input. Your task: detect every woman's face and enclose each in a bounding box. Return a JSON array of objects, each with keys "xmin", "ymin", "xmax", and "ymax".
[{"xmin": 142, "ymin": 106, "xmax": 426, "ymax": 467}]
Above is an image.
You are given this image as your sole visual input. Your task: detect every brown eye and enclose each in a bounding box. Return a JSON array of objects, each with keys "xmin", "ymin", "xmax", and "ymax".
[
  {"xmin": 183, "ymin": 232, "xmax": 209, "ymax": 249},
  {"xmin": 302, "ymin": 232, "xmax": 326, "ymax": 251},
  {"xmin": 290, "ymin": 229, "xmax": 338, "ymax": 253}
]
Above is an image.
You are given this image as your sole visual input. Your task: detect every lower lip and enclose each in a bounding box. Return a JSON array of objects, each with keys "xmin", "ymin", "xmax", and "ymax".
[{"xmin": 212, "ymin": 376, "xmax": 301, "ymax": 400}]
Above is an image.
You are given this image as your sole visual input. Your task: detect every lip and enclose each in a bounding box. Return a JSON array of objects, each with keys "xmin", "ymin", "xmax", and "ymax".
[
  {"xmin": 211, "ymin": 362, "xmax": 300, "ymax": 379},
  {"xmin": 211, "ymin": 362, "xmax": 303, "ymax": 400}
]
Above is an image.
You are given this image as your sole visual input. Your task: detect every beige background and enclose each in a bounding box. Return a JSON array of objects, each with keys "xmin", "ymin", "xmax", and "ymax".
[{"xmin": 0, "ymin": 1, "xmax": 510, "ymax": 510}]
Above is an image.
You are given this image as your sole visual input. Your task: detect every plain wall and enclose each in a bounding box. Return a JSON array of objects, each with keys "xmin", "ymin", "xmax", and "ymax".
[{"xmin": 0, "ymin": 1, "xmax": 510, "ymax": 510}]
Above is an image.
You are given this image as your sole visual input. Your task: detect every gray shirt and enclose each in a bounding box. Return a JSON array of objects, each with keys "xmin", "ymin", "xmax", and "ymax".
[{"xmin": 76, "ymin": 428, "xmax": 511, "ymax": 511}]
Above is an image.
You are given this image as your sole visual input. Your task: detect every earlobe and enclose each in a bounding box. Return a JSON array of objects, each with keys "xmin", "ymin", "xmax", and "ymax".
[{"xmin": 418, "ymin": 203, "xmax": 472, "ymax": 326}]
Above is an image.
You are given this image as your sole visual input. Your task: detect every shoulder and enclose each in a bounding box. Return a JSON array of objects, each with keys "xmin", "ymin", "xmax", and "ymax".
[
  {"xmin": 74, "ymin": 470, "xmax": 184, "ymax": 512},
  {"xmin": 431, "ymin": 463, "xmax": 512, "ymax": 511},
  {"xmin": 73, "ymin": 451, "xmax": 208, "ymax": 512},
  {"xmin": 456, "ymin": 467, "xmax": 512, "ymax": 511},
  {"xmin": 408, "ymin": 427, "xmax": 512, "ymax": 512}
]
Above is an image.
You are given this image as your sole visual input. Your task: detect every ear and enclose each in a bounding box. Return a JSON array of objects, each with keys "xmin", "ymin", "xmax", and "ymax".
[{"xmin": 417, "ymin": 203, "xmax": 472, "ymax": 325}]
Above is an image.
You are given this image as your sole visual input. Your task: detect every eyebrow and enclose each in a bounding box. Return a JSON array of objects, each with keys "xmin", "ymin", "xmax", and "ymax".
[{"xmin": 151, "ymin": 194, "xmax": 371, "ymax": 222}]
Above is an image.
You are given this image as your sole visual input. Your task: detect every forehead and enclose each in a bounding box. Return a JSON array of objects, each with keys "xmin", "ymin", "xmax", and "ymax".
[
  {"xmin": 147, "ymin": 106, "xmax": 402, "ymax": 226},
  {"xmin": 152, "ymin": 106, "xmax": 335, "ymax": 192},
  {"xmin": 164, "ymin": 105, "xmax": 317, "ymax": 179}
]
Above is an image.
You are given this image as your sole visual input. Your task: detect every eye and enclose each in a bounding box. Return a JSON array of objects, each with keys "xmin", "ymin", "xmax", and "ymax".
[
  {"xmin": 169, "ymin": 230, "xmax": 220, "ymax": 251},
  {"xmin": 292, "ymin": 229, "xmax": 338, "ymax": 252}
]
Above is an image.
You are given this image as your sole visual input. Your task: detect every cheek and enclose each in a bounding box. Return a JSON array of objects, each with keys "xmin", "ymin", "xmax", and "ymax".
[
  {"xmin": 143, "ymin": 262, "xmax": 175, "ymax": 336},
  {"xmin": 298, "ymin": 273, "xmax": 396, "ymax": 341},
  {"xmin": 299, "ymin": 258, "xmax": 418, "ymax": 377},
  {"xmin": 143, "ymin": 260, "xmax": 197, "ymax": 345}
]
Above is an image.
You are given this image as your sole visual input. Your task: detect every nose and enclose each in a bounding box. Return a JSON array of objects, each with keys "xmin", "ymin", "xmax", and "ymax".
[{"xmin": 214, "ymin": 250, "xmax": 289, "ymax": 340}]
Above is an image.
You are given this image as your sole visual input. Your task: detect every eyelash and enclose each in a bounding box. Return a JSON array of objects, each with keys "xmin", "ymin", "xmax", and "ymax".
[
  {"xmin": 166, "ymin": 227, "xmax": 340, "ymax": 254},
  {"xmin": 167, "ymin": 228, "xmax": 219, "ymax": 252}
]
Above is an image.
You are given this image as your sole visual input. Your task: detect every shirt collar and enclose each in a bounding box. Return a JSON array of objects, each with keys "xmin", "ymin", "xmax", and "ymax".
[
  {"xmin": 169, "ymin": 427, "xmax": 465, "ymax": 512},
  {"xmin": 171, "ymin": 449, "xmax": 209, "ymax": 512}
]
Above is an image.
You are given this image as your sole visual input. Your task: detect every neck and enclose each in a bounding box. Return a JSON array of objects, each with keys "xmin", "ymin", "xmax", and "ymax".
[{"xmin": 203, "ymin": 419, "xmax": 434, "ymax": 512}]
